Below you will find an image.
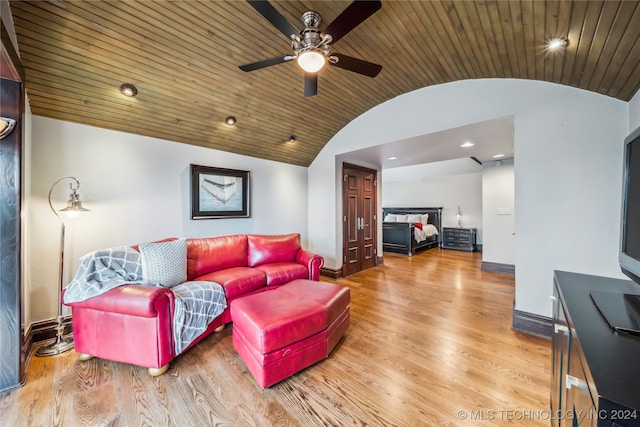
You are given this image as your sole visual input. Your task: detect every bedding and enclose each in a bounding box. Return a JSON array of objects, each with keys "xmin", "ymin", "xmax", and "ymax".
[
  {"xmin": 384, "ymin": 213, "xmax": 398, "ymax": 222},
  {"xmin": 414, "ymin": 224, "xmax": 439, "ymax": 243},
  {"xmin": 407, "ymin": 214, "xmax": 422, "ymax": 223}
]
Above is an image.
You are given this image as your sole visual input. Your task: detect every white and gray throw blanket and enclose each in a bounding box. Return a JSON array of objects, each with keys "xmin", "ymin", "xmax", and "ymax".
[
  {"xmin": 63, "ymin": 247, "xmax": 227, "ymax": 355},
  {"xmin": 171, "ymin": 281, "xmax": 226, "ymax": 354},
  {"xmin": 63, "ymin": 247, "xmax": 146, "ymax": 303}
]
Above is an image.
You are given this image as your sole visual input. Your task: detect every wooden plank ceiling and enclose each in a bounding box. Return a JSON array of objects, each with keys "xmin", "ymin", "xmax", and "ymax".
[{"xmin": 9, "ymin": 1, "xmax": 640, "ymax": 167}]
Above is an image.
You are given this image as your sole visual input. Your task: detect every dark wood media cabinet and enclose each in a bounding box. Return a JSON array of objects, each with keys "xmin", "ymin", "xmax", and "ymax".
[{"xmin": 552, "ymin": 271, "xmax": 640, "ymax": 426}]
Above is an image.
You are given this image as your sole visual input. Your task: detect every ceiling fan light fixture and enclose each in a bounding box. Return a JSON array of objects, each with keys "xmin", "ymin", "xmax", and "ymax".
[{"xmin": 298, "ymin": 49, "xmax": 326, "ymax": 73}]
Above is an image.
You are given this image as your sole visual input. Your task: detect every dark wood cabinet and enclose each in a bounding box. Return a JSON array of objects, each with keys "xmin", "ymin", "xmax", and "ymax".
[
  {"xmin": 552, "ymin": 271, "xmax": 640, "ymax": 427},
  {"xmin": 441, "ymin": 227, "xmax": 477, "ymax": 252},
  {"xmin": 0, "ymin": 21, "xmax": 25, "ymax": 394}
]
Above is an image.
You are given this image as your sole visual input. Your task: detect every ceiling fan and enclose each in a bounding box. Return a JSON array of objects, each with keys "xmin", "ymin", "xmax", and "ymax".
[{"xmin": 239, "ymin": 0, "xmax": 383, "ymax": 97}]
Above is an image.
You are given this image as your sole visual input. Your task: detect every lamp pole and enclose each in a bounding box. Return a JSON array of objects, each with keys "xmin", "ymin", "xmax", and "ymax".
[{"xmin": 36, "ymin": 177, "xmax": 89, "ymax": 357}]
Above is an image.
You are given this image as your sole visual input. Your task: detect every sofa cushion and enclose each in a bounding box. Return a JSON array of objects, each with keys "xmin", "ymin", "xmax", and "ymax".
[
  {"xmin": 139, "ymin": 238, "xmax": 187, "ymax": 288},
  {"xmin": 196, "ymin": 267, "xmax": 265, "ymax": 299},
  {"xmin": 254, "ymin": 262, "xmax": 308, "ymax": 286},
  {"xmin": 187, "ymin": 235, "xmax": 248, "ymax": 280},
  {"xmin": 247, "ymin": 233, "xmax": 301, "ymax": 268}
]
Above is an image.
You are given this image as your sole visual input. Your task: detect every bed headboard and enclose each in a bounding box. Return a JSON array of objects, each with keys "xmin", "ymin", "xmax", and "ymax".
[{"xmin": 382, "ymin": 207, "xmax": 443, "ymax": 231}]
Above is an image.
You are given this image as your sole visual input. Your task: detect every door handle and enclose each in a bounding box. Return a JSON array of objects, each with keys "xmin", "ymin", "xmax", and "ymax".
[{"xmin": 360, "ymin": 217, "xmax": 367, "ymax": 230}]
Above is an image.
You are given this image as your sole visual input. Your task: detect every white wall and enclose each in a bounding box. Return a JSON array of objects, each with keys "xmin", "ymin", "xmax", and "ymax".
[
  {"xmin": 631, "ymin": 90, "xmax": 640, "ymax": 131},
  {"xmin": 27, "ymin": 117, "xmax": 308, "ymax": 324},
  {"xmin": 309, "ymin": 79, "xmax": 628, "ymax": 318},
  {"xmin": 482, "ymin": 159, "xmax": 515, "ymax": 265},
  {"xmin": 381, "ymin": 160, "xmax": 483, "ymax": 238}
]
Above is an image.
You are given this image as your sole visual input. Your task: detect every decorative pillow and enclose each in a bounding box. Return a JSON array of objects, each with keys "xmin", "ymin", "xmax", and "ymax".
[
  {"xmin": 407, "ymin": 214, "xmax": 422, "ymax": 223},
  {"xmin": 247, "ymin": 233, "xmax": 300, "ymax": 267},
  {"xmin": 384, "ymin": 214, "xmax": 398, "ymax": 222},
  {"xmin": 420, "ymin": 214, "xmax": 429, "ymax": 225},
  {"xmin": 139, "ymin": 238, "xmax": 187, "ymax": 288},
  {"xmin": 414, "ymin": 222, "xmax": 423, "ymax": 230},
  {"xmin": 396, "ymin": 214, "xmax": 409, "ymax": 222}
]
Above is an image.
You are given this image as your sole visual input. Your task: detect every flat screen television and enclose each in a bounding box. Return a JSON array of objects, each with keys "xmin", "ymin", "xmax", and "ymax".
[
  {"xmin": 590, "ymin": 125, "xmax": 640, "ymax": 336},
  {"xmin": 620, "ymin": 124, "xmax": 640, "ymax": 284}
]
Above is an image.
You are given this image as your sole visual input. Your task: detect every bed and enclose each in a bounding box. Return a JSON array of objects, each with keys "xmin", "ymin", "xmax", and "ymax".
[{"xmin": 382, "ymin": 207, "xmax": 442, "ymax": 256}]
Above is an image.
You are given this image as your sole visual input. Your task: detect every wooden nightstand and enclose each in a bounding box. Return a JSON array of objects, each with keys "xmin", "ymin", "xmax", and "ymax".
[{"xmin": 442, "ymin": 227, "xmax": 477, "ymax": 252}]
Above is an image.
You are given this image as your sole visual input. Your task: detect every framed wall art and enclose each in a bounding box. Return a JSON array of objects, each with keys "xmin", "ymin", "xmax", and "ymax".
[{"xmin": 190, "ymin": 164, "xmax": 250, "ymax": 219}]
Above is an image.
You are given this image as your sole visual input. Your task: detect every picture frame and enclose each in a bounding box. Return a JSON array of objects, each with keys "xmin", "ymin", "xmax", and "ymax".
[{"xmin": 190, "ymin": 164, "xmax": 250, "ymax": 219}]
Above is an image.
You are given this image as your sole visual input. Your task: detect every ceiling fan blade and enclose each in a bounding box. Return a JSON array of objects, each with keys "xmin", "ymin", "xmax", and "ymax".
[
  {"xmin": 239, "ymin": 55, "xmax": 292, "ymax": 72},
  {"xmin": 323, "ymin": 0, "xmax": 381, "ymax": 45},
  {"xmin": 304, "ymin": 73, "xmax": 318, "ymax": 97},
  {"xmin": 247, "ymin": 0, "xmax": 299, "ymax": 39},
  {"xmin": 330, "ymin": 53, "xmax": 382, "ymax": 77}
]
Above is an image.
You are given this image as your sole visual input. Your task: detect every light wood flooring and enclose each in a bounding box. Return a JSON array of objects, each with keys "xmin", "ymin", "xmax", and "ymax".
[{"xmin": 0, "ymin": 249, "xmax": 551, "ymax": 426}]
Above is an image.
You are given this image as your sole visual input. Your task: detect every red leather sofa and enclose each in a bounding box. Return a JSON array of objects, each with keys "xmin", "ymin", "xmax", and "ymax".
[{"xmin": 66, "ymin": 233, "xmax": 323, "ymax": 376}]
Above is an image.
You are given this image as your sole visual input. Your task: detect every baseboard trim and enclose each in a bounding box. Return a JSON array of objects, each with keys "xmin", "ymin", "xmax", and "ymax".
[
  {"xmin": 22, "ymin": 324, "xmax": 33, "ymax": 361},
  {"xmin": 0, "ymin": 379, "xmax": 25, "ymax": 395},
  {"xmin": 320, "ymin": 266, "xmax": 343, "ymax": 279},
  {"xmin": 512, "ymin": 309, "xmax": 552, "ymax": 339},
  {"xmin": 376, "ymin": 256, "xmax": 384, "ymax": 266},
  {"xmin": 26, "ymin": 316, "xmax": 73, "ymax": 351},
  {"xmin": 482, "ymin": 261, "xmax": 515, "ymax": 275}
]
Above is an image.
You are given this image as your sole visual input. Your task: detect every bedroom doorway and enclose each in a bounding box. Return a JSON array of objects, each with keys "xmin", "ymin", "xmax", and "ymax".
[{"xmin": 342, "ymin": 163, "xmax": 378, "ymax": 276}]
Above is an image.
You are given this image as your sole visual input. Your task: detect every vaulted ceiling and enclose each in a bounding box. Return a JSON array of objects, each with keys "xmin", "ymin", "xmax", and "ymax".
[{"xmin": 8, "ymin": 1, "xmax": 640, "ymax": 167}]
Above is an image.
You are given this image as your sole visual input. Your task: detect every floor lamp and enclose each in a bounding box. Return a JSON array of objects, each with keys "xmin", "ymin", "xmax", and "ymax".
[{"xmin": 36, "ymin": 176, "xmax": 89, "ymax": 357}]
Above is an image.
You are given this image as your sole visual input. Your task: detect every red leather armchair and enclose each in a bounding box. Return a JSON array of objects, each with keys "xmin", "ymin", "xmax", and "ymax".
[{"xmin": 66, "ymin": 233, "xmax": 323, "ymax": 376}]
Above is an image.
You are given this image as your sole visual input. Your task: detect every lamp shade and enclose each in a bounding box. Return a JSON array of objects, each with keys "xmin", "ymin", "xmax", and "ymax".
[
  {"xmin": 59, "ymin": 191, "xmax": 89, "ymax": 213},
  {"xmin": 298, "ymin": 50, "xmax": 325, "ymax": 73}
]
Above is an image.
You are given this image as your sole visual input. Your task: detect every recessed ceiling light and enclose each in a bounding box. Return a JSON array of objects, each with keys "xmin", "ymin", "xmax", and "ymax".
[
  {"xmin": 225, "ymin": 116, "xmax": 236, "ymax": 126},
  {"xmin": 545, "ymin": 37, "xmax": 568, "ymax": 50},
  {"xmin": 119, "ymin": 83, "xmax": 138, "ymax": 97},
  {"xmin": 461, "ymin": 142, "xmax": 474, "ymax": 148},
  {"xmin": 388, "ymin": 156, "xmax": 398, "ymax": 160},
  {"xmin": 493, "ymin": 153, "xmax": 505, "ymax": 158},
  {"xmin": 288, "ymin": 135, "xmax": 297, "ymax": 143}
]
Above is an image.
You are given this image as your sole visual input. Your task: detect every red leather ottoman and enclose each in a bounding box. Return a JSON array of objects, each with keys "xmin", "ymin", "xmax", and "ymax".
[{"xmin": 230, "ymin": 279, "xmax": 350, "ymax": 388}]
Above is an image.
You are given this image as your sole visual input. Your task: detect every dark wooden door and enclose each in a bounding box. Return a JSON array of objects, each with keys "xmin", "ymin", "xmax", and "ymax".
[{"xmin": 343, "ymin": 164, "xmax": 377, "ymax": 276}]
